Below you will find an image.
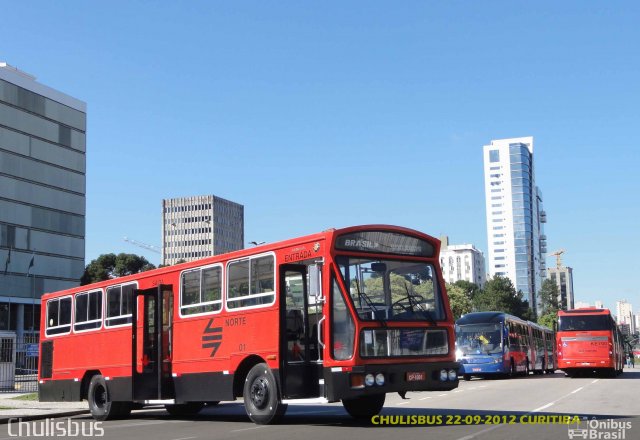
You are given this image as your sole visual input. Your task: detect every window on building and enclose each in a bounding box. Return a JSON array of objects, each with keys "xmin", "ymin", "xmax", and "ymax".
[{"xmin": 489, "ymin": 150, "xmax": 500, "ymax": 162}]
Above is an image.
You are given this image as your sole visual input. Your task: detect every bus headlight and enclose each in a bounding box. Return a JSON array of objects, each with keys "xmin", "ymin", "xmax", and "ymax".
[
  {"xmin": 365, "ymin": 374, "xmax": 375, "ymax": 387},
  {"xmin": 375, "ymin": 373, "xmax": 385, "ymax": 386},
  {"xmin": 439, "ymin": 369, "xmax": 448, "ymax": 382},
  {"xmin": 448, "ymin": 369, "xmax": 458, "ymax": 381}
]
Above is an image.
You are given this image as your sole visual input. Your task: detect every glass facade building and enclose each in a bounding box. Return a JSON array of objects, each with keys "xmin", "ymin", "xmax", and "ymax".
[
  {"xmin": 483, "ymin": 137, "xmax": 546, "ymax": 315},
  {"xmin": 0, "ymin": 63, "xmax": 86, "ymax": 335},
  {"xmin": 162, "ymin": 194, "xmax": 244, "ymax": 266}
]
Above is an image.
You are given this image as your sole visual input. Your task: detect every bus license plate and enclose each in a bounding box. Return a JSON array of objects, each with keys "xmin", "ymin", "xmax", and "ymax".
[{"xmin": 406, "ymin": 372, "xmax": 426, "ymax": 382}]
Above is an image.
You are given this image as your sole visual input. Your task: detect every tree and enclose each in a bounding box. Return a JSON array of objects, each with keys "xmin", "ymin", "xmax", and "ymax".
[
  {"xmin": 452, "ymin": 280, "xmax": 481, "ymax": 301},
  {"xmin": 473, "ymin": 275, "xmax": 534, "ymax": 320},
  {"xmin": 537, "ymin": 279, "xmax": 560, "ymax": 329},
  {"xmin": 446, "ymin": 283, "xmax": 472, "ymax": 319},
  {"xmin": 81, "ymin": 253, "xmax": 156, "ymax": 285}
]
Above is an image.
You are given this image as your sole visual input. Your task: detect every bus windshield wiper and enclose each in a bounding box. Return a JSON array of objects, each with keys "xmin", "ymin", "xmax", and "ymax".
[
  {"xmin": 354, "ymin": 277, "xmax": 387, "ymax": 327},
  {"xmin": 404, "ymin": 284, "xmax": 437, "ymax": 325}
]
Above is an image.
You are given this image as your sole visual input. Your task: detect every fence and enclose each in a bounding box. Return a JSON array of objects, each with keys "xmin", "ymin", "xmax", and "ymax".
[{"xmin": 0, "ymin": 332, "xmax": 39, "ymax": 393}]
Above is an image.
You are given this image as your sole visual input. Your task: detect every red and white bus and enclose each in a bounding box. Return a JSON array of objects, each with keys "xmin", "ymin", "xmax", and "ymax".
[
  {"xmin": 39, "ymin": 225, "xmax": 460, "ymax": 423},
  {"xmin": 556, "ymin": 308, "xmax": 624, "ymax": 377}
]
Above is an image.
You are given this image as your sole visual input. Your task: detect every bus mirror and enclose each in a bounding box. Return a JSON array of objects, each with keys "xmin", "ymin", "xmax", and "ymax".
[{"xmin": 308, "ymin": 264, "xmax": 321, "ymax": 298}]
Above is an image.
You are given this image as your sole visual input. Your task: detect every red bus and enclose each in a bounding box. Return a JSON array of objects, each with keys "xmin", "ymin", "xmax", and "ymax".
[
  {"xmin": 39, "ymin": 225, "xmax": 460, "ymax": 423},
  {"xmin": 556, "ymin": 308, "xmax": 624, "ymax": 377}
]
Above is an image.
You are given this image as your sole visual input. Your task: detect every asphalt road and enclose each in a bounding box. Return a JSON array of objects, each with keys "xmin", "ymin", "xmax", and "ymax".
[{"xmin": 3, "ymin": 368, "xmax": 638, "ymax": 440}]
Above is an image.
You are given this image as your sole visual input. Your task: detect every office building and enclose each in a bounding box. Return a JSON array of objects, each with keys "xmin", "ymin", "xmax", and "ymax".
[
  {"xmin": 483, "ymin": 136, "xmax": 546, "ymax": 315},
  {"xmin": 547, "ymin": 266, "xmax": 575, "ymax": 310},
  {"xmin": 0, "ymin": 63, "xmax": 86, "ymax": 336},
  {"xmin": 616, "ymin": 300, "xmax": 635, "ymax": 334},
  {"xmin": 162, "ymin": 194, "xmax": 244, "ymax": 265},
  {"xmin": 439, "ymin": 236, "xmax": 486, "ymax": 287}
]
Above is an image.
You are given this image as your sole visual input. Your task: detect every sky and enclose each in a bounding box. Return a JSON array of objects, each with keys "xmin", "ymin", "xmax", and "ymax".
[{"xmin": 1, "ymin": 1, "xmax": 639, "ymax": 313}]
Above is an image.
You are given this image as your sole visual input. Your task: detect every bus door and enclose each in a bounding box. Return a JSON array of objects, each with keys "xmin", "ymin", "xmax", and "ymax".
[
  {"xmin": 280, "ymin": 264, "xmax": 323, "ymax": 398},
  {"xmin": 132, "ymin": 285, "xmax": 174, "ymax": 401}
]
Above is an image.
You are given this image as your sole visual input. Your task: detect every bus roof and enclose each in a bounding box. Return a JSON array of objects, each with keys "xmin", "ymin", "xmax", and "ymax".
[
  {"xmin": 456, "ymin": 311, "xmax": 526, "ymax": 326},
  {"xmin": 43, "ymin": 224, "xmax": 441, "ymax": 300},
  {"xmin": 558, "ymin": 308, "xmax": 611, "ymax": 316}
]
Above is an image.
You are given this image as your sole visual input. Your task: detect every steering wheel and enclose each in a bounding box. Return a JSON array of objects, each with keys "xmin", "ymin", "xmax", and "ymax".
[{"xmin": 392, "ymin": 294, "xmax": 426, "ymax": 314}]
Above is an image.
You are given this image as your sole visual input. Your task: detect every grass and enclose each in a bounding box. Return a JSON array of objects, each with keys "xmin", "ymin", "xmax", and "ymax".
[{"xmin": 10, "ymin": 393, "xmax": 38, "ymax": 401}]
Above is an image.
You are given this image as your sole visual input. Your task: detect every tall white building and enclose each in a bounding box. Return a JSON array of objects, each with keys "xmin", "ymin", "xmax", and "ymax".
[
  {"xmin": 483, "ymin": 137, "xmax": 546, "ymax": 315},
  {"xmin": 575, "ymin": 301, "xmax": 591, "ymax": 309},
  {"xmin": 162, "ymin": 194, "xmax": 244, "ymax": 266},
  {"xmin": 439, "ymin": 236, "xmax": 486, "ymax": 287},
  {"xmin": 616, "ymin": 300, "xmax": 635, "ymax": 334}
]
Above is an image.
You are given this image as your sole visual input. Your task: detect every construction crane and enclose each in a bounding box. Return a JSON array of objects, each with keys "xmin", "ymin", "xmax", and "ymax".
[
  {"xmin": 124, "ymin": 237, "xmax": 161, "ymax": 254},
  {"xmin": 548, "ymin": 249, "xmax": 565, "ymax": 269}
]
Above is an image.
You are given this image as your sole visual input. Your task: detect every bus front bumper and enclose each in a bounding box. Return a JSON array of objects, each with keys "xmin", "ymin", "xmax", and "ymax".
[{"xmin": 324, "ymin": 361, "xmax": 460, "ymax": 401}]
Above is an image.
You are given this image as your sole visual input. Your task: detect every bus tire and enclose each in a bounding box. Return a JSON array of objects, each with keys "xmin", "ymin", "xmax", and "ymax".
[
  {"xmin": 342, "ymin": 394, "xmax": 386, "ymax": 420},
  {"xmin": 243, "ymin": 363, "xmax": 286, "ymax": 424},
  {"xmin": 87, "ymin": 375, "xmax": 129, "ymax": 421},
  {"xmin": 165, "ymin": 402, "xmax": 205, "ymax": 416}
]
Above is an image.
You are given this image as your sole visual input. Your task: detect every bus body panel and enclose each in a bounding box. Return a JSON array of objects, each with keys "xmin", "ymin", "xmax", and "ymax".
[{"xmin": 39, "ymin": 225, "xmax": 460, "ymax": 410}]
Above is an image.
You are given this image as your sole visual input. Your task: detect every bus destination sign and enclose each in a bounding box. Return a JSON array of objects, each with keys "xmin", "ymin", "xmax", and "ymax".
[{"xmin": 335, "ymin": 231, "xmax": 434, "ymax": 257}]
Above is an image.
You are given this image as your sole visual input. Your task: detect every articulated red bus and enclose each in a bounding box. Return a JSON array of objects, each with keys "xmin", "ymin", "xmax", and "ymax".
[
  {"xmin": 556, "ymin": 308, "xmax": 624, "ymax": 377},
  {"xmin": 39, "ymin": 225, "xmax": 459, "ymax": 423}
]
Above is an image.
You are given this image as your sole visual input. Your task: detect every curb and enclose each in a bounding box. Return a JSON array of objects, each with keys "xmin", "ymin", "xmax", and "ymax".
[{"xmin": 0, "ymin": 410, "xmax": 90, "ymax": 425}]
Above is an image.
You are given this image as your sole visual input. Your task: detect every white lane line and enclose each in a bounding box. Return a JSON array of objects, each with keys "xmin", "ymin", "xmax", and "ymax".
[
  {"xmin": 453, "ymin": 389, "xmax": 463, "ymax": 393},
  {"xmin": 230, "ymin": 426, "xmax": 268, "ymax": 433},
  {"xmin": 455, "ymin": 423, "xmax": 503, "ymax": 440},
  {"xmin": 171, "ymin": 437, "xmax": 196, "ymax": 440},
  {"xmin": 531, "ymin": 402, "xmax": 554, "ymax": 412},
  {"xmin": 468, "ymin": 387, "xmax": 477, "ymax": 390},
  {"xmin": 396, "ymin": 401, "xmax": 411, "ymax": 405},
  {"xmin": 419, "ymin": 396, "xmax": 432, "ymax": 401},
  {"xmin": 478, "ymin": 385, "xmax": 487, "ymax": 388},
  {"xmin": 437, "ymin": 393, "xmax": 447, "ymax": 397},
  {"xmin": 108, "ymin": 420, "xmax": 189, "ymax": 429},
  {"xmin": 570, "ymin": 387, "xmax": 584, "ymax": 394},
  {"xmin": 591, "ymin": 379, "xmax": 600, "ymax": 384}
]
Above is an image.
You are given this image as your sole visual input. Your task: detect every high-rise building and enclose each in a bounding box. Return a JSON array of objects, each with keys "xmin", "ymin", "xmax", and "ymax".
[
  {"xmin": 438, "ymin": 236, "xmax": 486, "ymax": 287},
  {"xmin": 616, "ymin": 300, "xmax": 634, "ymax": 334},
  {"xmin": 0, "ymin": 63, "xmax": 86, "ymax": 336},
  {"xmin": 547, "ymin": 266, "xmax": 575, "ymax": 310},
  {"xmin": 162, "ymin": 194, "xmax": 244, "ymax": 265},
  {"xmin": 483, "ymin": 136, "xmax": 546, "ymax": 315}
]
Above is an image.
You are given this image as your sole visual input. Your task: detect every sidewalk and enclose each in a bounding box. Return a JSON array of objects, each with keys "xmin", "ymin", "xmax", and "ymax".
[{"xmin": 0, "ymin": 393, "xmax": 88, "ymax": 424}]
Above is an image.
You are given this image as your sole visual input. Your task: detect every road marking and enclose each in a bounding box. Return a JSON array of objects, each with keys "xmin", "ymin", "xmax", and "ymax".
[
  {"xmin": 230, "ymin": 426, "xmax": 268, "ymax": 433},
  {"xmin": 570, "ymin": 387, "xmax": 584, "ymax": 394},
  {"xmin": 108, "ymin": 420, "xmax": 189, "ymax": 429},
  {"xmin": 478, "ymin": 385, "xmax": 487, "ymax": 388},
  {"xmin": 396, "ymin": 401, "xmax": 411, "ymax": 405},
  {"xmin": 171, "ymin": 437, "xmax": 196, "ymax": 440},
  {"xmin": 592, "ymin": 379, "xmax": 600, "ymax": 384},
  {"xmin": 531, "ymin": 403, "xmax": 554, "ymax": 412},
  {"xmin": 468, "ymin": 387, "xmax": 477, "ymax": 390},
  {"xmin": 455, "ymin": 423, "xmax": 503, "ymax": 440},
  {"xmin": 419, "ymin": 396, "xmax": 432, "ymax": 400},
  {"xmin": 437, "ymin": 393, "xmax": 447, "ymax": 397},
  {"xmin": 453, "ymin": 389, "xmax": 463, "ymax": 393}
]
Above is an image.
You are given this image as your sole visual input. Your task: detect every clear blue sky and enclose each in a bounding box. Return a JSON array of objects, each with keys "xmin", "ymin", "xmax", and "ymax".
[{"xmin": 2, "ymin": 1, "xmax": 638, "ymax": 313}]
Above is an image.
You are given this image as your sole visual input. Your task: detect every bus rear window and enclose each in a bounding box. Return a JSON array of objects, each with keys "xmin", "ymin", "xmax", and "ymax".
[
  {"xmin": 558, "ymin": 315, "xmax": 612, "ymax": 331},
  {"xmin": 46, "ymin": 297, "xmax": 72, "ymax": 336}
]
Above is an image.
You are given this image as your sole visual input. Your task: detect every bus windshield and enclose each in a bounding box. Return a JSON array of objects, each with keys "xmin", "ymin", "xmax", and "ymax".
[
  {"xmin": 456, "ymin": 323, "xmax": 503, "ymax": 355},
  {"xmin": 558, "ymin": 315, "xmax": 612, "ymax": 331},
  {"xmin": 336, "ymin": 256, "xmax": 444, "ymax": 322}
]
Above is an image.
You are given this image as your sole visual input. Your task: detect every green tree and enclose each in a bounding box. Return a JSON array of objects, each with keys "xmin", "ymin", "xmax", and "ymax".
[
  {"xmin": 537, "ymin": 278, "xmax": 560, "ymax": 329},
  {"xmin": 446, "ymin": 283, "xmax": 472, "ymax": 319},
  {"xmin": 452, "ymin": 280, "xmax": 481, "ymax": 301},
  {"xmin": 473, "ymin": 275, "xmax": 533, "ymax": 320},
  {"xmin": 81, "ymin": 253, "xmax": 156, "ymax": 285}
]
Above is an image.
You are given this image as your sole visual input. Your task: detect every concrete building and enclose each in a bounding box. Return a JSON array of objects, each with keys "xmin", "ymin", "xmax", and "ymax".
[
  {"xmin": 547, "ymin": 266, "xmax": 575, "ymax": 310},
  {"xmin": 162, "ymin": 194, "xmax": 244, "ymax": 265},
  {"xmin": 575, "ymin": 301, "xmax": 591, "ymax": 309},
  {"xmin": 0, "ymin": 63, "xmax": 86, "ymax": 336},
  {"xmin": 616, "ymin": 300, "xmax": 635, "ymax": 334},
  {"xmin": 483, "ymin": 137, "xmax": 547, "ymax": 315},
  {"xmin": 439, "ymin": 236, "xmax": 486, "ymax": 287}
]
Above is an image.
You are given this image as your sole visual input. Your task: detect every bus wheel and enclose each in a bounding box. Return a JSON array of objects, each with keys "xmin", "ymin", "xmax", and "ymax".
[
  {"xmin": 87, "ymin": 375, "xmax": 129, "ymax": 421},
  {"xmin": 342, "ymin": 394, "xmax": 386, "ymax": 420},
  {"xmin": 243, "ymin": 363, "xmax": 286, "ymax": 424},
  {"xmin": 165, "ymin": 402, "xmax": 205, "ymax": 416}
]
